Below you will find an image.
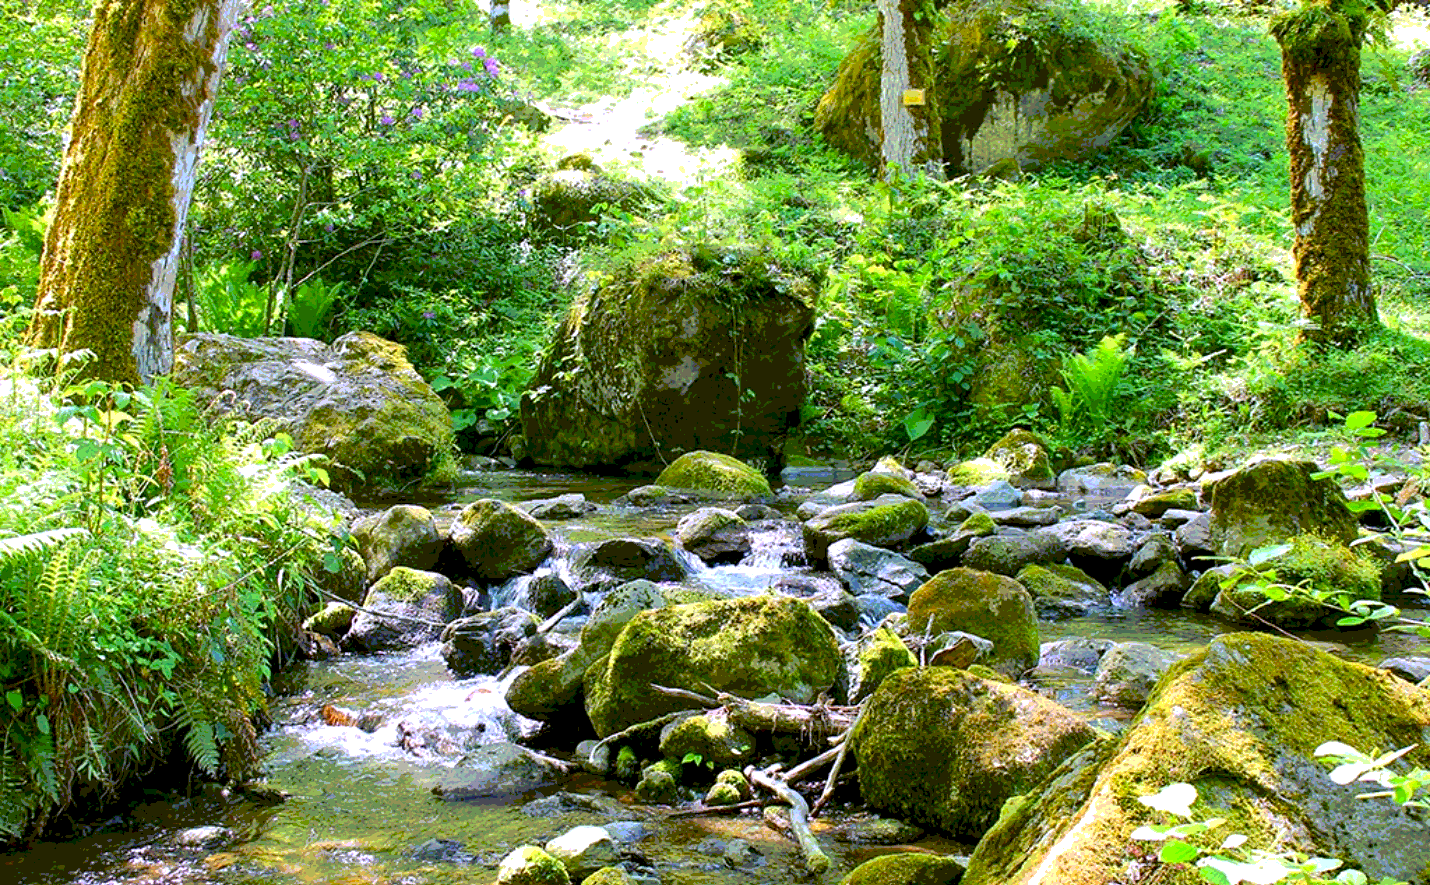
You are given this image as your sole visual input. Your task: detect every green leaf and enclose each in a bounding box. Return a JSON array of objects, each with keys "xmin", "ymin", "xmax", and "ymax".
[
  {"xmin": 903, "ymin": 406, "xmax": 935, "ymax": 443},
  {"xmin": 1139, "ymin": 782, "xmax": 1198, "ymax": 817},
  {"xmin": 1344, "ymin": 411, "xmax": 1377, "ymax": 432},
  {"xmin": 35, "ymin": 713, "xmax": 50, "ymax": 736},
  {"xmin": 5, "ymin": 690, "xmax": 21, "ymax": 712},
  {"xmin": 1160, "ymin": 840, "xmax": 1200, "ymax": 864}
]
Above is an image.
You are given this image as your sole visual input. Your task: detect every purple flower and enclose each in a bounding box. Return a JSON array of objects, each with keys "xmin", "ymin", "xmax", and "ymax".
[
  {"xmin": 324, "ymin": 223, "xmax": 335, "ymax": 232},
  {"xmin": 372, "ymin": 71, "xmax": 385, "ymax": 82},
  {"xmin": 483, "ymin": 58, "xmax": 500, "ymax": 77},
  {"xmin": 379, "ymin": 113, "xmax": 395, "ymax": 126},
  {"xmin": 421, "ymin": 310, "xmax": 436, "ymax": 320},
  {"xmin": 411, "ymin": 106, "xmax": 425, "ymax": 120},
  {"xmin": 456, "ymin": 78, "xmax": 481, "ymax": 93},
  {"xmin": 245, "ymin": 41, "xmax": 257, "ymax": 51},
  {"xmin": 251, "ymin": 250, "xmax": 263, "ymax": 260},
  {"xmin": 460, "ymin": 61, "xmax": 472, "ymax": 72},
  {"xmin": 411, "ymin": 170, "xmax": 422, "ymax": 180},
  {"xmin": 472, "ymin": 46, "xmax": 486, "ymax": 59}
]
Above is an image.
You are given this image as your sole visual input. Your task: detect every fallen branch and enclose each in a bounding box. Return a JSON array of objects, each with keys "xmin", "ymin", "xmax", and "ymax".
[
  {"xmin": 746, "ymin": 765, "xmax": 831, "ymax": 877},
  {"xmin": 309, "ymin": 582, "xmax": 447, "ymax": 628},
  {"xmin": 650, "ymin": 683, "xmax": 721, "ymax": 708},
  {"xmin": 537, "ymin": 595, "xmax": 583, "ymax": 635},
  {"xmin": 783, "ymin": 745, "xmax": 841, "ymax": 786},
  {"xmin": 812, "ymin": 699, "xmax": 869, "ymax": 817},
  {"xmin": 665, "ymin": 799, "xmax": 765, "ymax": 818},
  {"xmin": 587, "ymin": 710, "xmax": 698, "ymax": 769}
]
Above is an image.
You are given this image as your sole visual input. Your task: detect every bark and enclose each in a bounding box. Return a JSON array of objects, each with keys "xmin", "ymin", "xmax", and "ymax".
[
  {"xmin": 1272, "ymin": 1, "xmax": 1378, "ymax": 346},
  {"xmin": 27, "ymin": 0, "xmax": 242, "ymax": 384},
  {"xmin": 878, "ymin": 0, "xmax": 941, "ymax": 180}
]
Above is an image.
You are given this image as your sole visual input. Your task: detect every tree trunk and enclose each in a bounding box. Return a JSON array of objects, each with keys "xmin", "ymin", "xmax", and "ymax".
[
  {"xmin": 1271, "ymin": 1, "xmax": 1377, "ymax": 346},
  {"xmin": 27, "ymin": 0, "xmax": 242, "ymax": 385},
  {"xmin": 490, "ymin": 0, "xmax": 511, "ymax": 31},
  {"xmin": 878, "ymin": 0, "xmax": 941, "ymax": 181}
]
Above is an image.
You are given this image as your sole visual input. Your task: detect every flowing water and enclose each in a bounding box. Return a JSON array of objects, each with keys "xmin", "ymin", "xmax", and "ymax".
[{"xmin": 4, "ymin": 470, "xmax": 1426, "ymax": 884}]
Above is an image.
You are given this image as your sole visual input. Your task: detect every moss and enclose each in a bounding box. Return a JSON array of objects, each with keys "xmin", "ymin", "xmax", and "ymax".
[
  {"xmin": 655, "ymin": 450, "xmax": 772, "ymax": 497},
  {"xmin": 906, "ymin": 568, "xmax": 1039, "ymax": 678},
  {"xmin": 946, "ymin": 458, "xmax": 1010, "ymax": 487},
  {"xmin": 659, "ymin": 713, "xmax": 754, "ymax": 766},
  {"xmin": 581, "ymin": 868, "xmax": 636, "ymax": 885},
  {"xmin": 853, "ymin": 667, "xmax": 1097, "ymax": 839},
  {"xmin": 1208, "ymin": 458, "xmax": 1357, "ymax": 558},
  {"xmin": 366, "ymin": 566, "xmax": 443, "ymax": 605},
  {"xmin": 962, "ymin": 633, "xmax": 1430, "ymax": 885},
  {"xmin": 704, "ymin": 781, "xmax": 743, "ymax": 806},
  {"xmin": 854, "ymin": 470, "xmax": 922, "ymax": 501},
  {"xmin": 635, "ymin": 766, "xmax": 679, "ymax": 803},
  {"xmin": 1212, "ymin": 534, "xmax": 1381, "ymax": 629},
  {"xmin": 804, "ymin": 498, "xmax": 931, "ymax": 561},
  {"xmin": 1016, "ymin": 562, "xmax": 1108, "ymax": 613},
  {"xmin": 505, "ymin": 657, "xmax": 579, "ymax": 720},
  {"xmin": 584, "ymin": 594, "xmax": 844, "ymax": 736},
  {"xmin": 839, "ymin": 852, "xmax": 967, "ymax": 885},
  {"xmin": 958, "ymin": 512, "xmax": 997, "ymax": 536},
  {"xmin": 28, "ymin": 0, "xmax": 229, "ymax": 383},
  {"xmin": 984, "ymin": 428, "xmax": 1054, "ymax": 484},
  {"xmin": 452, "ymin": 499, "xmax": 553, "ymax": 581},
  {"xmin": 497, "ymin": 845, "xmax": 571, "ymax": 885},
  {"xmin": 853, "ymin": 628, "xmax": 918, "ymax": 702}
]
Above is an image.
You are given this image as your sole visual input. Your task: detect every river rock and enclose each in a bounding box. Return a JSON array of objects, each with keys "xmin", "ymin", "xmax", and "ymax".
[
  {"xmin": 582, "ymin": 868, "xmax": 637, "ymax": 885},
  {"xmin": 909, "ymin": 512, "xmax": 997, "ymax": 571},
  {"xmin": 173, "ymin": 331, "xmax": 455, "ymax": 493},
  {"xmin": 521, "ymin": 493, "xmax": 595, "ymax": 520},
  {"xmin": 410, "ymin": 838, "xmax": 474, "ymax": 864},
  {"xmin": 1129, "ymin": 485, "xmax": 1198, "ymax": 518},
  {"xmin": 345, "ymin": 567, "xmax": 462, "ymax": 652},
  {"xmin": 506, "ymin": 571, "xmax": 577, "ymax": 620},
  {"xmin": 1125, "ymin": 532, "xmax": 1178, "ymax": 578},
  {"xmin": 984, "ymin": 428, "xmax": 1055, "ymax": 490},
  {"xmin": 655, "ymin": 450, "xmax": 773, "ymax": 498},
  {"xmin": 545, "ymin": 826, "xmax": 620, "ymax": 881},
  {"xmin": 441, "ymin": 608, "xmax": 539, "ymax": 677},
  {"xmin": 960, "ymin": 531, "xmax": 1065, "ymax": 577},
  {"xmin": 1091, "ymin": 641, "xmax": 1174, "ymax": 708},
  {"xmin": 302, "ymin": 601, "xmax": 355, "ymax": 640},
  {"xmin": 496, "ymin": 844, "xmax": 571, "ymax": 885},
  {"xmin": 1116, "ymin": 559, "xmax": 1190, "ymax": 608},
  {"xmin": 840, "ymin": 853, "xmax": 966, "ymax": 885},
  {"xmin": 1209, "ymin": 535, "xmax": 1381, "ymax": 629},
  {"xmin": 353, "ymin": 504, "xmax": 442, "ymax": 584},
  {"xmin": 1206, "ymin": 457, "xmax": 1358, "ymax": 558},
  {"xmin": 435, "ymin": 742, "xmax": 568, "ymax": 801},
  {"xmin": 519, "ymin": 246, "xmax": 815, "ymax": 473},
  {"xmin": 960, "ymin": 633, "xmax": 1430, "ymax": 885},
  {"xmin": 906, "ymin": 568, "xmax": 1039, "ymax": 678},
  {"xmin": 449, "ymin": 499, "xmax": 553, "ymax": 582},
  {"xmin": 828, "ymin": 539, "xmax": 929, "ymax": 600},
  {"xmin": 1056, "ymin": 463, "xmax": 1147, "ymax": 498},
  {"xmin": 972, "ymin": 480, "xmax": 1023, "ymax": 510},
  {"xmin": 566, "ymin": 538, "xmax": 685, "ymax": 595},
  {"xmin": 852, "ymin": 468, "xmax": 924, "ymax": 501},
  {"xmin": 1016, "ymin": 563, "xmax": 1111, "ymax": 617},
  {"xmin": 853, "ymin": 667, "xmax": 1099, "ymax": 840},
  {"xmin": 1038, "ymin": 637, "xmax": 1114, "ymax": 672},
  {"xmin": 1041, "ymin": 519, "xmax": 1134, "ymax": 583},
  {"xmin": 675, "ymin": 507, "xmax": 751, "ymax": 563},
  {"xmin": 803, "ymin": 496, "xmax": 930, "ymax": 563},
  {"xmin": 850, "ymin": 627, "xmax": 919, "ymax": 702},
  {"xmin": 808, "ymin": 585, "xmax": 862, "ymax": 632},
  {"xmin": 584, "ymin": 594, "xmax": 844, "ymax": 736},
  {"xmin": 658, "ymin": 709, "xmax": 756, "ymax": 767},
  {"xmin": 990, "ymin": 506, "xmax": 1060, "ymax": 528},
  {"xmin": 946, "ymin": 458, "xmax": 1012, "ymax": 489}
]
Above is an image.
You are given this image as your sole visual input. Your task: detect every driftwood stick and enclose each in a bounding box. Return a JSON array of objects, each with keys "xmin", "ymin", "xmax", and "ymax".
[
  {"xmin": 726, "ymin": 698, "xmax": 857, "ymax": 739},
  {"xmin": 811, "ymin": 701, "xmax": 869, "ymax": 817},
  {"xmin": 309, "ymin": 583, "xmax": 447, "ymax": 628},
  {"xmin": 783, "ymin": 745, "xmax": 841, "ymax": 786},
  {"xmin": 746, "ymin": 765, "xmax": 831, "ymax": 877},
  {"xmin": 664, "ymin": 799, "xmax": 765, "ymax": 818},
  {"xmin": 536, "ymin": 595, "xmax": 583, "ymax": 634},
  {"xmin": 650, "ymin": 683, "xmax": 721, "ymax": 708}
]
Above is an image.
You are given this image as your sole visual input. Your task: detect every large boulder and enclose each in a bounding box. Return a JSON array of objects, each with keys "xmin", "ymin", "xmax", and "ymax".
[
  {"xmin": 449, "ymin": 499, "xmax": 553, "ymax": 581},
  {"xmin": 435, "ymin": 742, "xmax": 570, "ymax": 801},
  {"xmin": 815, "ymin": 0, "xmax": 1151, "ymax": 175},
  {"xmin": 983, "ymin": 428, "xmax": 1055, "ymax": 490},
  {"xmin": 674, "ymin": 507, "xmax": 751, "ymax": 564},
  {"xmin": 853, "ymin": 667, "xmax": 1099, "ymax": 840},
  {"xmin": 656, "ymin": 451, "xmax": 772, "ymax": 498},
  {"xmin": 519, "ymin": 247, "xmax": 816, "ymax": 473},
  {"xmin": 1206, "ymin": 457, "xmax": 1358, "ymax": 559},
  {"xmin": 352, "ymin": 504, "xmax": 442, "ymax": 584},
  {"xmin": 905, "ymin": 568, "xmax": 1040, "ymax": 678},
  {"xmin": 565, "ymin": 538, "xmax": 685, "ymax": 595},
  {"xmin": 961, "ymin": 633, "xmax": 1430, "ymax": 885},
  {"xmin": 345, "ymin": 567, "xmax": 462, "ymax": 652},
  {"xmin": 1209, "ymin": 534, "xmax": 1381, "ymax": 629},
  {"xmin": 803, "ymin": 496, "xmax": 930, "ymax": 563},
  {"xmin": 583, "ymin": 595, "xmax": 844, "ymax": 736},
  {"xmin": 173, "ymin": 331, "xmax": 455, "ymax": 493}
]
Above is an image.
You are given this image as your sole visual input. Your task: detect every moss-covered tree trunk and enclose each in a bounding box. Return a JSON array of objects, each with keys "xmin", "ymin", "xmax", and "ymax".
[
  {"xmin": 878, "ymin": 0, "xmax": 941, "ymax": 180},
  {"xmin": 1271, "ymin": 1, "xmax": 1378, "ymax": 346},
  {"xmin": 27, "ymin": 0, "xmax": 242, "ymax": 385}
]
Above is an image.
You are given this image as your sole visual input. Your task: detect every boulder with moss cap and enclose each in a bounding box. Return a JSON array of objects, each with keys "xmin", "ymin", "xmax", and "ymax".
[
  {"xmin": 496, "ymin": 845, "xmax": 571, "ymax": 885},
  {"xmin": 583, "ymin": 594, "xmax": 844, "ymax": 736},
  {"xmin": 345, "ymin": 567, "xmax": 461, "ymax": 652},
  {"xmin": 1209, "ymin": 534, "xmax": 1381, "ymax": 629},
  {"xmin": 803, "ymin": 496, "xmax": 930, "ymax": 563},
  {"xmin": 960, "ymin": 633, "xmax": 1430, "ymax": 885},
  {"xmin": 984, "ymin": 428, "xmax": 1055, "ymax": 490},
  {"xmin": 853, "ymin": 666, "xmax": 1098, "ymax": 840},
  {"xmin": 173, "ymin": 331, "xmax": 455, "ymax": 493},
  {"xmin": 1206, "ymin": 457, "xmax": 1357, "ymax": 558},
  {"xmin": 840, "ymin": 853, "xmax": 966, "ymax": 885},
  {"xmin": 906, "ymin": 568, "xmax": 1039, "ymax": 678},
  {"xmin": 656, "ymin": 451, "xmax": 773, "ymax": 498},
  {"xmin": 352, "ymin": 504, "xmax": 442, "ymax": 584},
  {"xmin": 449, "ymin": 498, "xmax": 553, "ymax": 581}
]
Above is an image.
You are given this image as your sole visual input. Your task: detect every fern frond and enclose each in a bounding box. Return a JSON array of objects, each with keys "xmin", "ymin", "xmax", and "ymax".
[
  {"xmin": 175, "ymin": 693, "xmax": 221, "ymax": 776},
  {"xmin": 0, "ymin": 528, "xmax": 89, "ymax": 568}
]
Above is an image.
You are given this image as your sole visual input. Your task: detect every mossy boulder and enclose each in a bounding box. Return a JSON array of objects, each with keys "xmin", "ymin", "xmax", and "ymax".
[
  {"xmin": 803, "ymin": 496, "xmax": 931, "ymax": 563},
  {"xmin": 945, "ymin": 458, "xmax": 1010, "ymax": 487},
  {"xmin": 565, "ymin": 538, "xmax": 686, "ymax": 595},
  {"xmin": 961, "ymin": 633, "xmax": 1430, "ymax": 885},
  {"xmin": 583, "ymin": 594, "xmax": 844, "ymax": 736},
  {"xmin": 839, "ymin": 853, "xmax": 967, "ymax": 885},
  {"xmin": 345, "ymin": 567, "xmax": 462, "ymax": 652},
  {"xmin": 850, "ymin": 627, "xmax": 919, "ymax": 702},
  {"xmin": 853, "ymin": 469, "xmax": 923, "ymax": 501},
  {"xmin": 1016, "ymin": 562, "xmax": 1111, "ymax": 617},
  {"xmin": 656, "ymin": 451, "xmax": 772, "ymax": 498},
  {"xmin": 658, "ymin": 709, "xmax": 756, "ymax": 767},
  {"xmin": 302, "ymin": 601, "xmax": 355, "ymax": 639},
  {"xmin": 173, "ymin": 331, "xmax": 455, "ymax": 493},
  {"xmin": 906, "ymin": 568, "xmax": 1040, "ymax": 678},
  {"xmin": 1130, "ymin": 485, "xmax": 1199, "ymax": 518},
  {"xmin": 983, "ymin": 428, "xmax": 1055, "ymax": 490},
  {"xmin": 1207, "ymin": 457, "xmax": 1357, "ymax": 559},
  {"xmin": 449, "ymin": 498, "xmax": 553, "ymax": 581},
  {"xmin": 352, "ymin": 504, "xmax": 442, "ymax": 584},
  {"xmin": 675, "ymin": 507, "xmax": 751, "ymax": 564},
  {"xmin": 1209, "ymin": 534, "xmax": 1382, "ymax": 629},
  {"xmin": 529, "ymin": 157, "xmax": 646, "ymax": 238},
  {"xmin": 520, "ymin": 246, "xmax": 817, "ymax": 473},
  {"xmin": 815, "ymin": 0, "xmax": 1151, "ymax": 176},
  {"xmin": 960, "ymin": 531, "xmax": 1065, "ymax": 578},
  {"xmin": 853, "ymin": 667, "xmax": 1098, "ymax": 840},
  {"xmin": 496, "ymin": 845, "xmax": 571, "ymax": 885}
]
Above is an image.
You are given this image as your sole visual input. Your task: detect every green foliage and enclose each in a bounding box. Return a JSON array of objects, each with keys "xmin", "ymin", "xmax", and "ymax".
[
  {"xmin": 1052, "ymin": 334, "xmax": 1133, "ymax": 449},
  {"xmin": 0, "ymin": 1, "xmax": 84, "ymax": 210},
  {"xmin": 193, "ymin": 259, "xmax": 268, "ymax": 337},
  {"xmin": 0, "ymin": 369, "xmax": 340, "ymax": 842}
]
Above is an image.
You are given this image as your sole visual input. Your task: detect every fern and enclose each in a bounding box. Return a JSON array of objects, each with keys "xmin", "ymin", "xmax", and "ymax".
[
  {"xmin": 0, "ymin": 528, "xmax": 89, "ymax": 568},
  {"xmin": 175, "ymin": 692, "xmax": 221, "ymax": 776},
  {"xmin": 1052, "ymin": 334, "xmax": 1133, "ymax": 442}
]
